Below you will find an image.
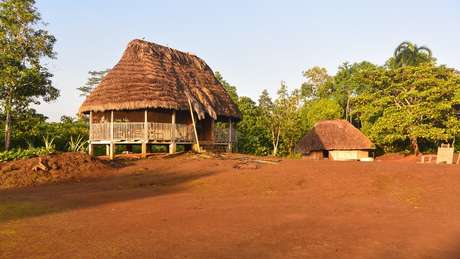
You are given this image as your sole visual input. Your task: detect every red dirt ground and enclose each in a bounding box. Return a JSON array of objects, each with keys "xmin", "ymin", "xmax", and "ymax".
[{"xmin": 1, "ymin": 154, "xmax": 460, "ymax": 258}]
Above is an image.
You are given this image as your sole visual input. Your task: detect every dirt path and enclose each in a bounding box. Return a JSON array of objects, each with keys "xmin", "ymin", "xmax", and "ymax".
[{"xmin": 1, "ymin": 157, "xmax": 460, "ymax": 258}]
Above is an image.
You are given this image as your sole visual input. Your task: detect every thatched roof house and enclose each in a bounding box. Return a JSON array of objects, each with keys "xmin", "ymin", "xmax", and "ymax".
[
  {"xmin": 80, "ymin": 39, "xmax": 240, "ymax": 158},
  {"xmin": 296, "ymin": 120, "xmax": 374, "ymax": 161},
  {"xmin": 79, "ymin": 39, "xmax": 240, "ymax": 120}
]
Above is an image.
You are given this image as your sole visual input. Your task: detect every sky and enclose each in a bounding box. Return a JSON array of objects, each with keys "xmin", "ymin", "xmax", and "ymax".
[{"xmin": 35, "ymin": 0, "xmax": 460, "ymax": 121}]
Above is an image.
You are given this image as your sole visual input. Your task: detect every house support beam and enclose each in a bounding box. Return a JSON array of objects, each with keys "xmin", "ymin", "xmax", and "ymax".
[
  {"xmin": 88, "ymin": 111, "xmax": 93, "ymax": 156},
  {"xmin": 109, "ymin": 143, "xmax": 115, "ymax": 160},
  {"xmin": 169, "ymin": 111, "xmax": 176, "ymax": 154},
  {"xmin": 110, "ymin": 110, "xmax": 115, "ymax": 160},
  {"xmin": 227, "ymin": 118, "xmax": 233, "ymax": 153},
  {"xmin": 142, "ymin": 109, "xmax": 148, "ymax": 158}
]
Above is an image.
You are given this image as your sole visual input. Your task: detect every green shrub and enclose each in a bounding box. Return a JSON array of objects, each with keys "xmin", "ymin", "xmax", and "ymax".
[
  {"xmin": 0, "ymin": 147, "xmax": 55, "ymax": 162},
  {"xmin": 67, "ymin": 135, "xmax": 88, "ymax": 152}
]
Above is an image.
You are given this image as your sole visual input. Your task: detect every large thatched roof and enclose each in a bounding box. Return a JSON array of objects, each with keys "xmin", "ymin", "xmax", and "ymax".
[
  {"xmin": 295, "ymin": 120, "xmax": 375, "ymax": 153},
  {"xmin": 79, "ymin": 39, "xmax": 240, "ymax": 120}
]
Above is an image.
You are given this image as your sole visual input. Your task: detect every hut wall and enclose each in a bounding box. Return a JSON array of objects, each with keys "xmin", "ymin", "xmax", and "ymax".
[
  {"xmin": 147, "ymin": 110, "xmax": 172, "ymax": 123},
  {"xmin": 114, "ymin": 110, "xmax": 144, "ymax": 122},
  {"xmin": 92, "ymin": 111, "xmax": 111, "ymax": 123},
  {"xmin": 329, "ymin": 150, "xmax": 369, "ymax": 161}
]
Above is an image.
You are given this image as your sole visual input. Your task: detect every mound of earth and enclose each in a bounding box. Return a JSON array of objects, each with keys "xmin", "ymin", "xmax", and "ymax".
[{"xmin": 0, "ymin": 152, "xmax": 113, "ymax": 189}]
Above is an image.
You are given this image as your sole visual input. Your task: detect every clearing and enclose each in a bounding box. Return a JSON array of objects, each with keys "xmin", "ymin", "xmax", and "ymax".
[{"xmin": 1, "ymin": 153, "xmax": 460, "ymax": 258}]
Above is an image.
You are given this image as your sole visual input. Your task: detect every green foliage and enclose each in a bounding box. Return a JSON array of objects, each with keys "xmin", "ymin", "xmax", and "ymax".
[
  {"xmin": 0, "ymin": 0, "xmax": 59, "ymax": 150},
  {"xmin": 0, "ymin": 112, "xmax": 89, "ymax": 152},
  {"xmin": 354, "ymin": 64, "xmax": 460, "ymax": 154},
  {"xmin": 301, "ymin": 66, "xmax": 331, "ymax": 99},
  {"xmin": 77, "ymin": 69, "xmax": 110, "ymax": 97},
  {"xmin": 389, "ymin": 41, "xmax": 434, "ymax": 68},
  {"xmin": 215, "ymin": 71, "xmax": 238, "ymax": 103},
  {"xmin": 0, "ymin": 147, "xmax": 54, "ymax": 162},
  {"xmin": 235, "ymin": 96, "xmax": 271, "ymax": 155},
  {"xmin": 67, "ymin": 135, "xmax": 88, "ymax": 152},
  {"xmin": 300, "ymin": 99, "xmax": 343, "ymax": 132}
]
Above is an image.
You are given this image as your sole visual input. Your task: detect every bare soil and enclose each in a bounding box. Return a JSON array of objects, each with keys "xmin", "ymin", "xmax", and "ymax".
[
  {"xmin": 1, "ymin": 153, "xmax": 460, "ymax": 258},
  {"xmin": 0, "ymin": 152, "xmax": 114, "ymax": 189}
]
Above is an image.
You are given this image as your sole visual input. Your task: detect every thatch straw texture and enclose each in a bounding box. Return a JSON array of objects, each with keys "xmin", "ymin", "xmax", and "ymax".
[
  {"xmin": 79, "ymin": 39, "xmax": 240, "ymax": 120},
  {"xmin": 295, "ymin": 120, "xmax": 374, "ymax": 152}
]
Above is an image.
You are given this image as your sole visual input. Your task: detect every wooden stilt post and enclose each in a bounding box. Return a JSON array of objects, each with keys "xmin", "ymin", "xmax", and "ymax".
[
  {"xmin": 106, "ymin": 144, "xmax": 110, "ymax": 156},
  {"xmin": 88, "ymin": 111, "xmax": 94, "ymax": 156},
  {"xmin": 142, "ymin": 109, "xmax": 148, "ymax": 158},
  {"xmin": 110, "ymin": 110, "xmax": 115, "ymax": 160},
  {"xmin": 170, "ymin": 111, "xmax": 177, "ymax": 154},
  {"xmin": 227, "ymin": 118, "xmax": 233, "ymax": 153},
  {"xmin": 188, "ymin": 98, "xmax": 201, "ymax": 153}
]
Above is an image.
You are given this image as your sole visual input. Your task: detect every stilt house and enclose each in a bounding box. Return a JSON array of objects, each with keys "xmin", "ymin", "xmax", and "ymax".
[{"xmin": 79, "ymin": 39, "xmax": 240, "ymax": 158}]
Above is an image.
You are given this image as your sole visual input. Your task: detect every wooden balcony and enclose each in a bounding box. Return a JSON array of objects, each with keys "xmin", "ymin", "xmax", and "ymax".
[
  {"xmin": 90, "ymin": 122, "xmax": 195, "ymax": 143},
  {"xmin": 90, "ymin": 122, "xmax": 236, "ymax": 144}
]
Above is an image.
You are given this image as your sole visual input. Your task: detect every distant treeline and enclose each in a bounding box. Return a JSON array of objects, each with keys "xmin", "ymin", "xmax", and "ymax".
[{"xmin": 219, "ymin": 42, "xmax": 460, "ymax": 156}]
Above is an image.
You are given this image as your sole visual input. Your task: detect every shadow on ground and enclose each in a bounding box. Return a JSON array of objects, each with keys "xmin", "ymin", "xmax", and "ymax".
[{"xmin": 0, "ymin": 163, "xmax": 217, "ymax": 223}]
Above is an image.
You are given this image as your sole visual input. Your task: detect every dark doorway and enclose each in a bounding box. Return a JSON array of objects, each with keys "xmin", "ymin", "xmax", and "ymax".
[{"xmin": 322, "ymin": 150, "xmax": 329, "ymax": 160}]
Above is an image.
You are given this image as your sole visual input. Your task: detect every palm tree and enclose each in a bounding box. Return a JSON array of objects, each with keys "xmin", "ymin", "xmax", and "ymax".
[{"xmin": 393, "ymin": 41, "xmax": 433, "ymax": 67}]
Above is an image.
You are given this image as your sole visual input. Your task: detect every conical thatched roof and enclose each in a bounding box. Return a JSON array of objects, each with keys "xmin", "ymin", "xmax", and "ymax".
[
  {"xmin": 296, "ymin": 120, "xmax": 375, "ymax": 153},
  {"xmin": 79, "ymin": 39, "xmax": 240, "ymax": 120}
]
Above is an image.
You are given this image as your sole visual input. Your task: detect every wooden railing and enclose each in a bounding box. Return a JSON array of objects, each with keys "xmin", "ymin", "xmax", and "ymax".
[
  {"xmin": 91, "ymin": 122, "xmax": 235, "ymax": 144},
  {"xmin": 214, "ymin": 127, "xmax": 237, "ymax": 144},
  {"xmin": 91, "ymin": 122, "xmax": 195, "ymax": 142}
]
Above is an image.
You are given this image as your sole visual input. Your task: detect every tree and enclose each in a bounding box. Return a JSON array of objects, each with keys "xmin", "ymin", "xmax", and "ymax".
[
  {"xmin": 235, "ymin": 96, "xmax": 271, "ymax": 155},
  {"xmin": 0, "ymin": 0, "xmax": 59, "ymax": 150},
  {"xmin": 279, "ymin": 88, "xmax": 302, "ymax": 155},
  {"xmin": 78, "ymin": 69, "xmax": 110, "ymax": 97},
  {"xmin": 215, "ymin": 71, "xmax": 238, "ymax": 103},
  {"xmin": 390, "ymin": 41, "xmax": 434, "ymax": 68},
  {"xmin": 259, "ymin": 83, "xmax": 303, "ymax": 156},
  {"xmin": 354, "ymin": 64, "xmax": 460, "ymax": 155},
  {"xmin": 300, "ymin": 98, "xmax": 343, "ymax": 132},
  {"xmin": 300, "ymin": 66, "xmax": 330, "ymax": 99},
  {"xmin": 318, "ymin": 62, "xmax": 379, "ymax": 122},
  {"xmin": 258, "ymin": 89, "xmax": 279, "ymax": 156}
]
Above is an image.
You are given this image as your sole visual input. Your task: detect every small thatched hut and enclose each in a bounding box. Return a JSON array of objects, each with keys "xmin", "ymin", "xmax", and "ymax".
[
  {"xmin": 79, "ymin": 39, "xmax": 240, "ymax": 158},
  {"xmin": 295, "ymin": 120, "xmax": 375, "ymax": 161}
]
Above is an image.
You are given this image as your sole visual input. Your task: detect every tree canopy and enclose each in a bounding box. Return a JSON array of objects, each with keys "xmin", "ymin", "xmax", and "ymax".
[{"xmin": 0, "ymin": 0, "xmax": 59, "ymax": 150}]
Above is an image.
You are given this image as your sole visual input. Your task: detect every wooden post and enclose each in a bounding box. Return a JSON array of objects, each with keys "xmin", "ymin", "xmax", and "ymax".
[
  {"xmin": 88, "ymin": 111, "xmax": 93, "ymax": 156},
  {"xmin": 169, "ymin": 111, "xmax": 176, "ymax": 154},
  {"xmin": 227, "ymin": 118, "xmax": 233, "ymax": 153},
  {"xmin": 142, "ymin": 110, "xmax": 148, "ymax": 158},
  {"xmin": 188, "ymin": 98, "xmax": 201, "ymax": 153},
  {"xmin": 106, "ymin": 144, "xmax": 110, "ymax": 156},
  {"xmin": 110, "ymin": 110, "xmax": 115, "ymax": 160}
]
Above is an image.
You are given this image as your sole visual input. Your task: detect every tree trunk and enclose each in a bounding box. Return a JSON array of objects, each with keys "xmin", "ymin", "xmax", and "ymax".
[
  {"xmin": 4, "ymin": 107, "xmax": 11, "ymax": 151},
  {"xmin": 346, "ymin": 94, "xmax": 352, "ymax": 122},
  {"xmin": 411, "ymin": 137, "xmax": 419, "ymax": 156},
  {"xmin": 272, "ymin": 128, "xmax": 280, "ymax": 156}
]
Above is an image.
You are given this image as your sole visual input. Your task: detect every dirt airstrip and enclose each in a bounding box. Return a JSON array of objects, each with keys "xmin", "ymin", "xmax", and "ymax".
[{"xmin": 1, "ymin": 153, "xmax": 460, "ymax": 258}]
